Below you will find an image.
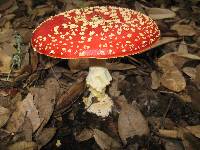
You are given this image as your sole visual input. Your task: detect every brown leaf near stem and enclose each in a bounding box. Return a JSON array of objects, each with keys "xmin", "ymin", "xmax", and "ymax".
[
  {"xmin": 55, "ymin": 80, "xmax": 85, "ymax": 115},
  {"xmin": 93, "ymin": 129, "xmax": 121, "ymax": 150},
  {"xmin": 118, "ymin": 100, "xmax": 149, "ymax": 144}
]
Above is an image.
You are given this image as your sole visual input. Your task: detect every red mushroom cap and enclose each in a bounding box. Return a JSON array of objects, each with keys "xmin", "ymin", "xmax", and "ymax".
[{"xmin": 31, "ymin": 6, "xmax": 160, "ymax": 59}]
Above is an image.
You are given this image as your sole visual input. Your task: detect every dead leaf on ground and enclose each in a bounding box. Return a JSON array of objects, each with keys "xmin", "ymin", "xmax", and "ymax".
[
  {"xmin": 171, "ymin": 24, "xmax": 196, "ymax": 36},
  {"xmin": 182, "ymin": 67, "xmax": 196, "ymax": 80},
  {"xmin": 6, "ymin": 93, "xmax": 41, "ymax": 133},
  {"xmin": 177, "ymin": 41, "xmax": 188, "ymax": 54},
  {"xmin": 0, "ymin": 105, "xmax": 10, "ymax": 128},
  {"xmin": 118, "ymin": 97, "xmax": 149, "ymax": 144},
  {"xmin": 157, "ymin": 52, "xmax": 187, "ymax": 92},
  {"xmin": 151, "ymin": 71, "xmax": 161, "ymax": 89},
  {"xmin": 55, "ymin": 80, "xmax": 85, "ymax": 115},
  {"xmin": 6, "ymin": 101, "xmax": 26, "ymax": 133},
  {"xmin": 160, "ymin": 67, "xmax": 186, "ymax": 92},
  {"xmin": 35, "ymin": 128, "xmax": 57, "ymax": 149},
  {"xmin": 93, "ymin": 129, "xmax": 121, "ymax": 150},
  {"xmin": 186, "ymin": 125, "xmax": 200, "ymax": 138},
  {"xmin": 0, "ymin": 48, "xmax": 12, "ymax": 73},
  {"xmin": 109, "ymin": 72, "xmax": 125, "ymax": 97},
  {"xmin": 75, "ymin": 128, "xmax": 93, "ymax": 142},
  {"xmin": 146, "ymin": 8, "xmax": 176, "ymax": 20},
  {"xmin": 68, "ymin": 59, "xmax": 89, "ymax": 72},
  {"xmin": 106, "ymin": 62, "xmax": 136, "ymax": 71},
  {"xmin": 194, "ymin": 65, "xmax": 200, "ymax": 87},
  {"xmin": 22, "ymin": 93, "xmax": 41, "ymax": 132},
  {"xmin": 30, "ymin": 78, "xmax": 59, "ymax": 135},
  {"xmin": 8, "ymin": 141, "xmax": 37, "ymax": 150}
]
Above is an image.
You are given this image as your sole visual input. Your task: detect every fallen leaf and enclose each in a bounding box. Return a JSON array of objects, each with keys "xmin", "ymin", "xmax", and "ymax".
[
  {"xmin": 177, "ymin": 41, "xmax": 188, "ymax": 54},
  {"xmin": 0, "ymin": 105, "xmax": 10, "ymax": 128},
  {"xmin": 22, "ymin": 93, "xmax": 41, "ymax": 132},
  {"xmin": 75, "ymin": 128, "xmax": 93, "ymax": 142},
  {"xmin": 93, "ymin": 129, "xmax": 121, "ymax": 150},
  {"xmin": 177, "ymin": 53, "xmax": 200, "ymax": 60},
  {"xmin": 182, "ymin": 67, "xmax": 196, "ymax": 80},
  {"xmin": 0, "ymin": 129, "xmax": 12, "ymax": 143},
  {"xmin": 106, "ymin": 62, "xmax": 136, "ymax": 71},
  {"xmin": 171, "ymin": 24, "xmax": 196, "ymax": 36},
  {"xmin": 118, "ymin": 101, "xmax": 149, "ymax": 144},
  {"xmin": 160, "ymin": 67, "xmax": 186, "ymax": 92},
  {"xmin": 55, "ymin": 80, "xmax": 85, "ymax": 114},
  {"xmin": 0, "ymin": 48, "xmax": 12, "ymax": 73},
  {"xmin": 35, "ymin": 128, "xmax": 57, "ymax": 149},
  {"xmin": 30, "ymin": 78, "xmax": 59, "ymax": 135},
  {"xmin": 8, "ymin": 141, "xmax": 37, "ymax": 150},
  {"xmin": 194, "ymin": 65, "xmax": 200, "ymax": 87},
  {"xmin": 151, "ymin": 37, "xmax": 178, "ymax": 48},
  {"xmin": 151, "ymin": 71, "xmax": 161, "ymax": 89},
  {"xmin": 186, "ymin": 125, "xmax": 200, "ymax": 138},
  {"xmin": 109, "ymin": 72, "xmax": 125, "ymax": 97},
  {"xmin": 6, "ymin": 101, "xmax": 26, "ymax": 132},
  {"xmin": 146, "ymin": 8, "xmax": 176, "ymax": 20}
]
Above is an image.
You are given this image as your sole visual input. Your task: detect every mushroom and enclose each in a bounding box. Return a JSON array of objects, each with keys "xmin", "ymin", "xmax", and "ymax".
[{"xmin": 31, "ymin": 6, "xmax": 160, "ymax": 117}]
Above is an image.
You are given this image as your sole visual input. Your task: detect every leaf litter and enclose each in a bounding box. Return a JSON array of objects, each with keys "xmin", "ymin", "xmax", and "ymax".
[{"xmin": 0, "ymin": 0, "xmax": 200, "ymax": 149}]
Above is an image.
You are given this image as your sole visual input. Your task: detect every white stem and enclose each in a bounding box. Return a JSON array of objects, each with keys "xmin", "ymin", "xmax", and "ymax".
[
  {"xmin": 86, "ymin": 66, "xmax": 112, "ymax": 93},
  {"xmin": 83, "ymin": 66, "xmax": 113, "ymax": 117}
]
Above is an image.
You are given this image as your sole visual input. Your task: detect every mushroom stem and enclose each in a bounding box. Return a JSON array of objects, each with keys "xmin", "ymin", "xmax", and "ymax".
[{"xmin": 84, "ymin": 59, "xmax": 113, "ymax": 117}]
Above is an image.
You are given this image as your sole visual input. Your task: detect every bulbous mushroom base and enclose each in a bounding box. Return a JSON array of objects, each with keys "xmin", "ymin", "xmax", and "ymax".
[
  {"xmin": 83, "ymin": 93, "xmax": 113, "ymax": 117},
  {"xmin": 84, "ymin": 66, "xmax": 113, "ymax": 117}
]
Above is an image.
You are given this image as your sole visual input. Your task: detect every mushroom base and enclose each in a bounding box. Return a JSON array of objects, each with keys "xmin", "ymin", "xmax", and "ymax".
[
  {"xmin": 84, "ymin": 66, "xmax": 113, "ymax": 117},
  {"xmin": 83, "ymin": 92, "xmax": 113, "ymax": 117}
]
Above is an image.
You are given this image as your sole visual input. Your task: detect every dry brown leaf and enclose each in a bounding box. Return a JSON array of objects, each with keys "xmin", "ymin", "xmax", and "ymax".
[
  {"xmin": 75, "ymin": 128, "xmax": 93, "ymax": 142},
  {"xmin": 6, "ymin": 101, "xmax": 26, "ymax": 132},
  {"xmin": 146, "ymin": 8, "xmax": 176, "ymax": 20},
  {"xmin": 6, "ymin": 93, "xmax": 41, "ymax": 133},
  {"xmin": 160, "ymin": 67, "xmax": 186, "ymax": 92},
  {"xmin": 177, "ymin": 53, "xmax": 200, "ymax": 60},
  {"xmin": 182, "ymin": 67, "xmax": 196, "ymax": 80},
  {"xmin": 0, "ymin": 48, "xmax": 12, "ymax": 73},
  {"xmin": 35, "ymin": 128, "xmax": 57, "ymax": 149},
  {"xmin": 171, "ymin": 24, "xmax": 196, "ymax": 36},
  {"xmin": 186, "ymin": 125, "xmax": 200, "ymax": 138},
  {"xmin": 106, "ymin": 62, "xmax": 136, "ymax": 71},
  {"xmin": 8, "ymin": 141, "xmax": 37, "ymax": 150},
  {"xmin": 177, "ymin": 41, "xmax": 188, "ymax": 54},
  {"xmin": 118, "ymin": 101, "xmax": 149, "ymax": 144},
  {"xmin": 151, "ymin": 71, "xmax": 161, "ymax": 89},
  {"xmin": 151, "ymin": 37, "xmax": 178, "ymax": 49},
  {"xmin": 30, "ymin": 78, "xmax": 59, "ymax": 135},
  {"xmin": 55, "ymin": 80, "xmax": 85, "ymax": 114},
  {"xmin": 0, "ymin": 105, "xmax": 10, "ymax": 128},
  {"xmin": 109, "ymin": 72, "xmax": 125, "ymax": 97},
  {"xmin": 22, "ymin": 93, "xmax": 41, "ymax": 132},
  {"xmin": 93, "ymin": 129, "xmax": 121, "ymax": 150},
  {"xmin": 31, "ymin": 4, "xmax": 54, "ymax": 18},
  {"xmin": 194, "ymin": 65, "xmax": 200, "ymax": 87}
]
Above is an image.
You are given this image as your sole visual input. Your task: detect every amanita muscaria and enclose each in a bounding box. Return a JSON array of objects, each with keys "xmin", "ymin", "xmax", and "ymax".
[{"xmin": 31, "ymin": 6, "xmax": 160, "ymax": 117}]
